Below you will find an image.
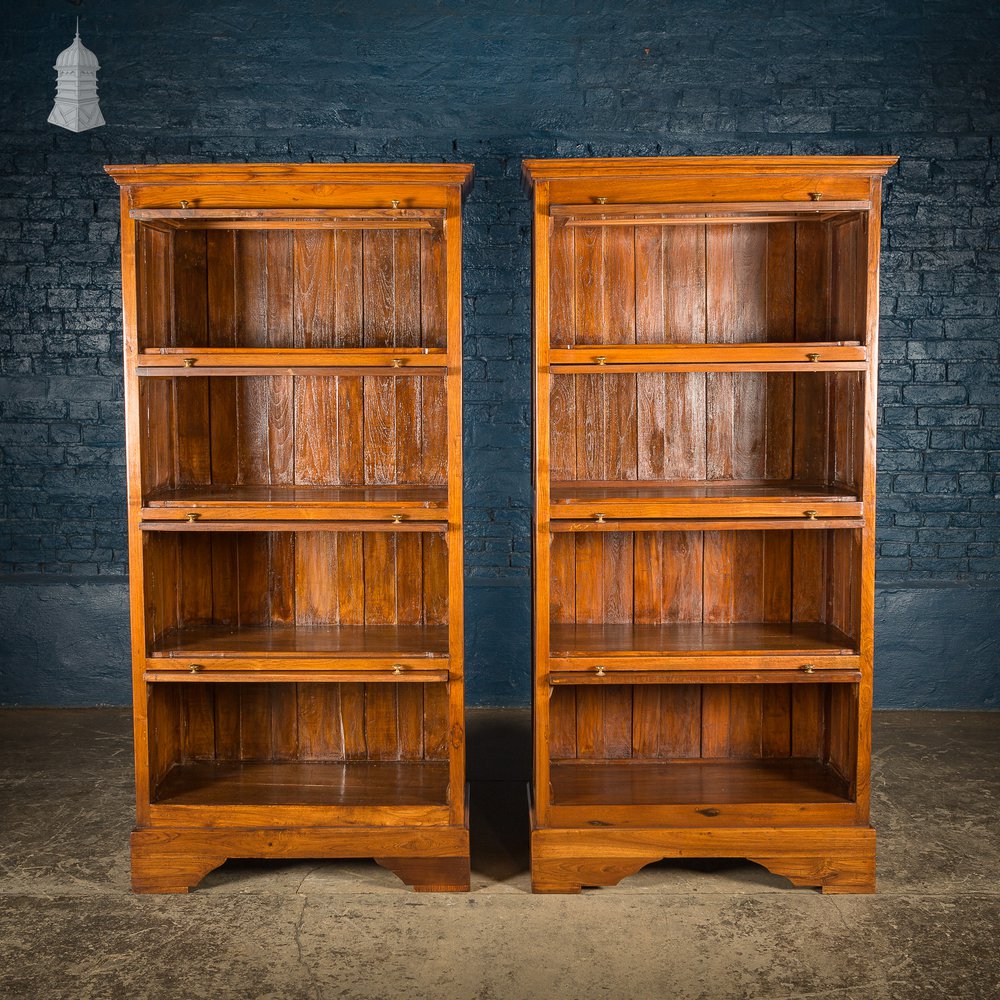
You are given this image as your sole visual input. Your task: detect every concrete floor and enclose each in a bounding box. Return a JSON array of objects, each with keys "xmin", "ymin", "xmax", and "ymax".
[{"xmin": 0, "ymin": 710, "xmax": 997, "ymax": 999}]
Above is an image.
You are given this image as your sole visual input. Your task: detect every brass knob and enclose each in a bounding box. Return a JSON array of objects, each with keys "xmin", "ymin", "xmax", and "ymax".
[
  {"xmin": 391, "ymin": 514, "xmax": 403, "ymax": 524},
  {"xmin": 594, "ymin": 513, "xmax": 606, "ymax": 524},
  {"xmin": 391, "ymin": 663, "xmax": 403, "ymax": 675},
  {"xmin": 804, "ymin": 510, "xmax": 818, "ymax": 520},
  {"xmin": 800, "ymin": 663, "xmax": 816, "ymax": 674},
  {"xmin": 596, "ymin": 197, "xmax": 607, "ymax": 205},
  {"xmin": 180, "ymin": 200, "xmax": 189, "ymax": 209},
  {"xmin": 189, "ymin": 663, "xmax": 203, "ymax": 674},
  {"xmin": 391, "ymin": 200, "xmax": 400, "ymax": 209},
  {"xmin": 595, "ymin": 356, "xmax": 607, "ymax": 366},
  {"xmin": 806, "ymin": 352, "xmax": 821, "ymax": 363},
  {"xmin": 183, "ymin": 357, "xmax": 197, "ymax": 367},
  {"xmin": 808, "ymin": 192, "xmax": 823, "ymax": 201},
  {"xmin": 595, "ymin": 665, "xmax": 606, "ymax": 677},
  {"xmin": 186, "ymin": 512, "xmax": 200, "ymax": 522},
  {"xmin": 391, "ymin": 358, "xmax": 403, "ymax": 368}
]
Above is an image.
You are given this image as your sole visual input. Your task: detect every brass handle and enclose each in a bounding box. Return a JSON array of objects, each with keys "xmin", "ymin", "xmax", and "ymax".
[
  {"xmin": 596, "ymin": 197, "xmax": 607, "ymax": 205},
  {"xmin": 391, "ymin": 200, "xmax": 400, "ymax": 209},
  {"xmin": 595, "ymin": 665, "xmax": 606, "ymax": 677},
  {"xmin": 186, "ymin": 512, "xmax": 200, "ymax": 522},
  {"xmin": 180, "ymin": 200, "xmax": 189, "ymax": 209},
  {"xmin": 391, "ymin": 514, "xmax": 403, "ymax": 524},
  {"xmin": 803, "ymin": 510, "xmax": 818, "ymax": 520},
  {"xmin": 595, "ymin": 356, "xmax": 607, "ymax": 366},
  {"xmin": 391, "ymin": 358, "xmax": 403, "ymax": 368},
  {"xmin": 808, "ymin": 192, "xmax": 823, "ymax": 201},
  {"xmin": 800, "ymin": 663, "xmax": 816, "ymax": 674},
  {"xmin": 182, "ymin": 357, "xmax": 197, "ymax": 367},
  {"xmin": 594, "ymin": 513, "xmax": 606, "ymax": 524},
  {"xmin": 189, "ymin": 663, "xmax": 203, "ymax": 674},
  {"xmin": 391, "ymin": 663, "xmax": 403, "ymax": 675},
  {"xmin": 806, "ymin": 352, "xmax": 821, "ymax": 363}
]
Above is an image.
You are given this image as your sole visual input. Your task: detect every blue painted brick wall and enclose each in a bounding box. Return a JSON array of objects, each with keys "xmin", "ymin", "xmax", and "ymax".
[{"xmin": 1, "ymin": 1, "xmax": 998, "ymax": 706}]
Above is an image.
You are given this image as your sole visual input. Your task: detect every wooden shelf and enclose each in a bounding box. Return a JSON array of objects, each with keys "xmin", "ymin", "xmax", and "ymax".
[
  {"xmin": 549, "ymin": 668, "xmax": 862, "ymax": 685},
  {"xmin": 142, "ymin": 485, "xmax": 448, "ymax": 522},
  {"xmin": 137, "ymin": 347, "xmax": 447, "ymax": 375},
  {"xmin": 550, "ymin": 481, "xmax": 861, "ymax": 520},
  {"xmin": 140, "ymin": 519, "xmax": 447, "ymax": 533},
  {"xmin": 131, "ymin": 207, "xmax": 445, "ymax": 231},
  {"xmin": 550, "ymin": 622, "xmax": 858, "ymax": 660},
  {"xmin": 548, "ymin": 343, "xmax": 866, "ymax": 371},
  {"xmin": 549, "ymin": 759, "xmax": 852, "ymax": 807},
  {"xmin": 150, "ymin": 623, "xmax": 450, "ymax": 660},
  {"xmin": 549, "ymin": 200, "xmax": 871, "ymax": 218},
  {"xmin": 549, "ymin": 516, "xmax": 864, "ymax": 532},
  {"xmin": 154, "ymin": 760, "xmax": 450, "ymax": 808}
]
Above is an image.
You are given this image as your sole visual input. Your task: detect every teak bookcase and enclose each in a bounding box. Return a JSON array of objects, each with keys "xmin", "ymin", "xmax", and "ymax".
[
  {"xmin": 523, "ymin": 156, "xmax": 896, "ymax": 894},
  {"xmin": 106, "ymin": 162, "xmax": 474, "ymax": 893}
]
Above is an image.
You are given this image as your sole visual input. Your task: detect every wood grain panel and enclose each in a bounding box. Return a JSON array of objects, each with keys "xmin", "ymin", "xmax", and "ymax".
[
  {"xmin": 549, "ymin": 221, "xmax": 575, "ymax": 344},
  {"xmin": 293, "ymin": 231, "xmax": 335, "ymax": 348},
  {"xmin": 420, "ymin": 225, "xmax": 447, "ymax": 349}
]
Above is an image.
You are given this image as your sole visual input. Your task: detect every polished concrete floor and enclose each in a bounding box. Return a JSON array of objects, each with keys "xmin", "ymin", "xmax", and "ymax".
[{"xmin": 0, "ymin": 709, "xmax": 997, "ymax": 999}]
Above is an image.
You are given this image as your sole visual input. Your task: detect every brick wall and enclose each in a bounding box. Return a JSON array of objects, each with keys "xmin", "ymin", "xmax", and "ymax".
[{"xmin": 1, "ymin": 1, "xmax": 997, "ymax": 705}]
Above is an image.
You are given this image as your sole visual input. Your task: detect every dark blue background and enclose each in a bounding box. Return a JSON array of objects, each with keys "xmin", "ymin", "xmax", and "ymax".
[{"xmin": 1, "ymin": 1, "xmax": 997, "ymax": 707}]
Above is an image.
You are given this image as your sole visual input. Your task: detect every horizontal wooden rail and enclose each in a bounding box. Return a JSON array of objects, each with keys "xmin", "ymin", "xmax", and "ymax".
[
  {"xmin": 136, "ymin": 347, "xmax": 447, "ymax": 376},
  {"xmin": 548, "ymin": 343, "xmax": 865, "ymax": 365},
  {"xmin": 131, "ymin": 207, "xmax": 444, "ymax": 231},
  {"xmin": 549, "ymin": 200, "xmax": 871, "ymax": 217},
  {"xmin": 138, "ymin": 365, "xmax": 449, "ymax": 377},
  {"xmin": 139, "ymin": 519, "xmax": 449, "ymax": 533},
  {"xmin": 141, "ymin": 507, "xmax": 448, "ymax": 523},
  {"xmin": 144, "ymin": 669, "xmax": 451, "ymax": 684},
  {"xmin": 548, "ymin": 669, "xmax": 862, "ymax": 685},
  {"xmin": 548, "ymin": 517, "xmax": 865, "ymax": 532}
]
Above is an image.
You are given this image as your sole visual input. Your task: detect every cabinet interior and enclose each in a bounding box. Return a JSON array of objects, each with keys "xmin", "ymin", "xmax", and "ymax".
[
  {"xmin": 550, "ymin": 528, "xmax": 861, "ymax": 647},
  {"xmin": 143, "ymin": 529, "xmax": 449, "ymax": 656},
  {"xmin": 136, "ymin": 224, "xmax": 447, "ymax": 351},
  {"xmin": 550, "ymin": 370, "xmax": 864, "ymax": 497},
  {"xmin": 147, "ymin": 681, "xmax": 450, "ymax": 807},
  {"xmin": 549, "ymin": 215, "xmax": 868, "ymax": 347},
  {"xmin": 138, "ymin": 373, "xmax": 448, "ymax": 498},
  {"xmin": 548, "ymin": 681, "xmax": 858, "ymax": 806}
]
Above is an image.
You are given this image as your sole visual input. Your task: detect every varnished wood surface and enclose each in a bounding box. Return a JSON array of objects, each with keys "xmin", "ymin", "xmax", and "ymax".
[
  {"xmin": 137, "ymin": 348, "xmax": 447, "ymax": 370},
  {"xmin": 550, "ymin": 758, "xmax": 852, "ymax": 806},
  {"xmin": 150, "ymin": 623, "xmax": 450, "ymax": 658},
  {"xmin": 550, "ymin": 201, "xmax": 871, "ymax": 216},
  {"xmin": 154, "ymin": 760, "xmax": 450, "ymax": 807},
  {"xmin": 522, "ymin": 156, "xmax": 897, "ymax": 184},
  {"xmin": 548, "ymin": 517, "xmax": 864, "ymax": 531},
  {"xmin": 550, "ymin": 622, "xmax": 857, "ymax": 657},
  {"xmin": 145, "ymin": 668, "xmax": 450, "ymax": 683},
  {"xmin": 140, "ymin": 518, "xmax": 447, "ymax": 532},
  {"xmin": 550, "ymin": 480, "xmax": 858, "ymax": 501},
  {"xmin": 106, "ymin": 162, "xmax": 475, "ymax": 196},
  {"xmin": 528, "ymin": 157, "xmax": 891, "ymax": 868},
  {"xmin": 548, "ymin": 344, "xmax": 865, "ymax": 361},
  {"xmin": 131, "ymin": 825, "xmax": 470, "ymax": 894},
  {"xmin": 549, "ymin": 669, "xmax": 862, "ymax": 685},
  {"xmin": 550, "ymin": 480, "xmax": 862, "ymax": 520},
  {"xmin": 145, "ymin": 485, "xmax": 447, "ymax": 507},
  {"xmin": 110, "ymin": 162, "xmax": 471, "ymax": 881}
]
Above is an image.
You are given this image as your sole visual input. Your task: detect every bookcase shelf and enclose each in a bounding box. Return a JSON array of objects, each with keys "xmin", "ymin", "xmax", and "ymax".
[
  {"xmin": 109, "ymin": 161, "xmax": 473, "ymax": 894},
  {"xmin": 525, "ymin": 154, "xmax": 894, "ymax": 894}
]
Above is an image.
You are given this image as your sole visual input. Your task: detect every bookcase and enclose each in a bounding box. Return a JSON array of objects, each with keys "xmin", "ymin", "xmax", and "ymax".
[
  {"xmin": 106, "ymin": 162, "xmax": 473, "ymax": 893},
  {"xmin": 523, "ymin": 156, "xmax": 896, "ymax": 893}
]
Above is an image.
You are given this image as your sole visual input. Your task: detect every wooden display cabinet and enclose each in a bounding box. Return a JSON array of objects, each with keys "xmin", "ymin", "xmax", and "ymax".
[
  {"xmin": 523, "ymin": 156, "xmax": 896, "ymax": 893},
  {"xmin": 106, "ymin": 163, "xmax": 473, "ymax": 893}
]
